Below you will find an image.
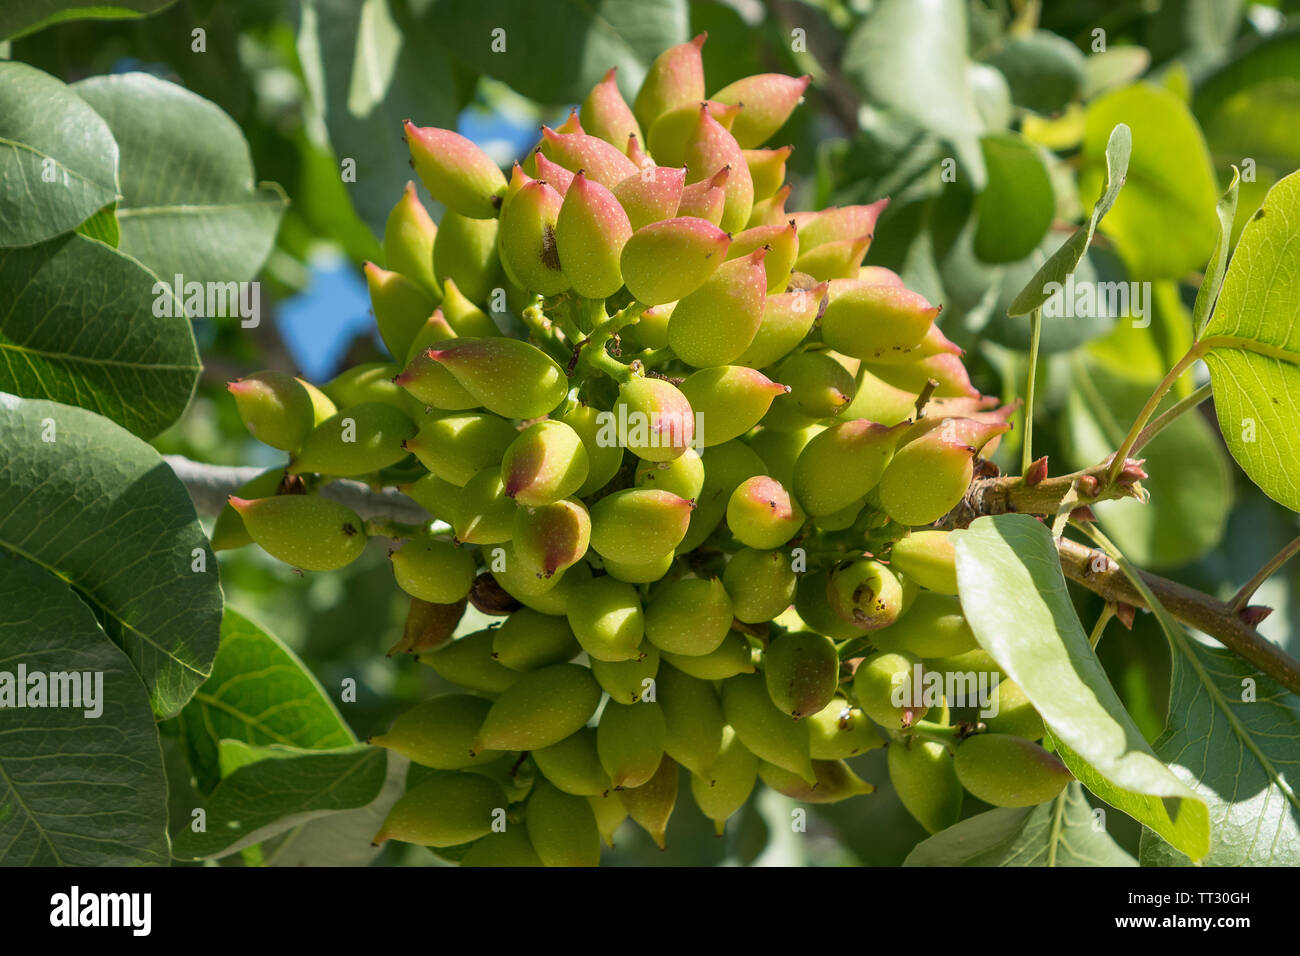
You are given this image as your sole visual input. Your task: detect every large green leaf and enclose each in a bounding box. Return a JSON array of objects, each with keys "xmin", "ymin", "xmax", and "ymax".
[
  {"xmin": 1064, "ymin": 356, "xmax": 1231, "ymax": 569},
  {"xmin": 1080, "ymin": 84, "xmax": 1219, "ymax": 279},
  {"xmin": 0, "ymin": 552, "xmax": 170, "ymax": 865},
  {"xmin": 952, "ymin": 515, "xmax": 1210, "ymax": 861},
  {"xmin": 297, "ymin": 0, "xmax": 462, "ymax": 236},
  {"xmin": 843, "ymin": 0, "xmax": 986, "ymax": 186},
  {"xmin": 1139, "ymin": 641, "xmax": 1300, "ymax": 865},
  {"xmin": 904, "ymin": 783, "xmax": 1135, "ymax": 866},
  {"xmin": 1199, "ymin": 169, "xmax": 1300, "ymax": 513},
  {"xmin": 258, "ymin": 750, "xmax": 408, "ymax": 867},
  {"xmin": 0, "ymin": 61, "xmax": 118, "ymax": 247},
  {"xmin": 1087, "ymin": 542, "xmax": 1300, "ymax": 865},
  {"xmin": 0, "ymin": 233, "xmax": 199, "ymax": 438},
  {"xmin": 0, "ymin": 0, "xmax": 175, "ymax": 40},
  {"xmin": 973, "ymin": 133, "xmax": 1054, "ymax": 264},
  {"xmin": 73, "ymin": 72, "xmax": 285, "ymax": 288},
  {"xmin": 179, "ymin": 609, "xmax": 355, "ymax": 793},
  {"xmin": 425, "ymin": 0, "xmax": 689, "ymax": 107},
  {"xmin": 0, "ymin": 394, "xmax": 221, "ymax": 717},
  {"xmin": 170, "ymin": 746, "xmax": 387, "ymax": 861},
  {"xmin": 1007, "ymin": 123, "xmax": 1129, "ymax": 316}
]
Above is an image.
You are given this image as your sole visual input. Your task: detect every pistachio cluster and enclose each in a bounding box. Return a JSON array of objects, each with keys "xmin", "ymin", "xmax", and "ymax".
[{"xmin": 217, "ymin": 34, "xmax": 1067, "ymax": 864}]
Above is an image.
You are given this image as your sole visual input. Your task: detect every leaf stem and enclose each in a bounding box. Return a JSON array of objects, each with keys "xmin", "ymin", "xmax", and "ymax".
[
  {"xmin": 1129, "ymin": 382, "xmax": 1213, "ymax": 456},
  {"xmin": 1088, "ymin": 604, "xmax": 1115, "ymax": 649},
  {"xmin": 1021, "ymin": 307, "xmax": 1042, "ymax": 476},
  {"xmin": 1107, "ymin": 345, "xmax": 1205, "ymax": 484},
  {"xmin": 1230, "ymin": 536, "xmax": 1300, "ymax": 612}
]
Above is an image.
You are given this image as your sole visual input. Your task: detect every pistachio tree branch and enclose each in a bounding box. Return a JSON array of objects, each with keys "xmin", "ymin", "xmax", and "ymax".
[
  {"xmin": 1055, "ymin": 536, "xmax": 1300, "ymax": 695},
  {"xmin": 163, "ymin": 455, "xmax": 431, "ymax": 524},
  {"xmin": 936, "ymin": 457, "xmax": 1300, "ymax": 695}
]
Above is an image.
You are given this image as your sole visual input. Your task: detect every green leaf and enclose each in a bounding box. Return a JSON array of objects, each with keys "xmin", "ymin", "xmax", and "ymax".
[
  {"xmin": 981, "ymin": 244, "xmax": 1117, "ymax": 351},
  {"xmin": 1195, "ymin": 33, "xmax": 1300, "ymax": 173},
  {"xmin": 179, "ymin": 608, "xmax": 356, "ymax": 793},
  {"xmin": 170, "ymin": 746, "xmax": 387, "ymax": 861},
  {"xmin": 951, "ymin": 514, "xmax": 1210, "ymax": 861},
  {"xmin": 297, "ymin": 0, "xmax": 463, "ymax": 237},
  {"xmin": 0, "ymin": 551, "xmax": 169, "ymax": 865},
  {"xmin": 73, "ymin": 72, "xmax": 285, "ymax": 288},
  {"xmin": 0, "ymin": 0, "xmax": 175, "ymax": 41},
  {"xmin": 973, "ymin": 133, "xmax": 1054, "ymax": 264},
  {"xmin": 1079, "ymin": 84, "xmax": 1219, "ymax": 279},
  {"xmin": 1064, "ymin": 355, "xmax": 1231, "ymax": 569},
  {"xmin": 259, "ymin": 751, "xmax": 409, "ymax": 867},
  {"xmin": 1139, "ymin": 641, "xmax": 1300, "ymax": 865},
  {"xmin": 74, "ymin": 202, "xmax": 120, "ymax": 246},
  {"xmin": 1083, "ymin": 47, "xmax": 1151, "ymax": 100},
  {"xmin": 424, "ymin": 0, "xmax": 689, "ymax": 106},
  {"xmin": 985, "ymin": 30, "xmax": 1087, "ymax": 115},
  {"xmin": 1192, "ymin": 167, "xmax": 1240, "ymax": 339},
  {"xmin": 0, "ymin": 233, "xmax": 200, "ymax": 438},
  {"xmin": 0, "ymin": 61, "xmax": 118, "ymax": 247},
  {"xmin": 1199, "ymin": 169, "xmax": 1300, "ymax": 512},
  {"xmin": 1083, "ymin": 539, "xmax": 1300, "ymax": 865},
  {"xmin": 903, "ymin": 783, "xmax": 1136, "ymax": 866},
  {"xmin": 843, "ymin": 0, "xmax": 987, "ymax": 187},
  {"xmin": 0, "ymin": 394, "xmax": 221, "ymax": 717},
  {"xmin": 1008, "ymin": 123, "xmax": 1129, "ymax": 316}
]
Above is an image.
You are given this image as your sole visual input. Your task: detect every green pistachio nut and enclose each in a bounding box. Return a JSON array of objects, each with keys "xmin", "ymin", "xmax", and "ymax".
[
  {"xmin": 472, "ymin": 663, "xmax": 603, "ymax": 753},
  {"xmin": 888, "ymin": 738, "xmax": 963, "ymax": 833},
  {"xmin": 405, "ymin": 122, "xmax": 507, "ymax": 219},
  {"xmin": 374, "ymin": 774, "xmax": 507, "ymax": 847},
  {"xmin": 953, "ymin": 733, "xmax": 1072, "ymax": 808},
  {"xmin": 229, "ymin": 495, "xmax": 365, "ymax": 572}
]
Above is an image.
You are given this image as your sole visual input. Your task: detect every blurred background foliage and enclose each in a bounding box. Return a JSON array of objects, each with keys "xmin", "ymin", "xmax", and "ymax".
[{"xmin": 8, "ymin": 0, "xmax": 1299, "ymax": 865}]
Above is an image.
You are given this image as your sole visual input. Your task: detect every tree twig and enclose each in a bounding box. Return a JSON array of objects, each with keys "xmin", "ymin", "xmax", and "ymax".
[{"xmin": 163, "ymin": 455, "xmax": 431, "ymax": 524}]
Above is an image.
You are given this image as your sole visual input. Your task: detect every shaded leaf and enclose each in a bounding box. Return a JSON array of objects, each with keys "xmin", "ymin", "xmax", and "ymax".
[
  {"xmin": 0, "ymin": 551, "xmax": 169, "ymax": 865},
  {"xmin": 973, "ymin": 133, "xmax": 1054, "ymax": 264},
  {"xmin": 179, "ymin": 608, "xmax": 355, "ymax": 793},
  {"xmin": 0, "ymin": 394, "xmax": 221, "ymax": 717},
  {"xmin": 904, "ymin": 783, "xmax": 1136, "ymax": 866},
  {"xmin": 843, "ymin": 0, "xmax": 986, "ymax": 186},
  {"xmin": 1087, "ymin": 540, "xmax": 1300, "ymax": 865},
  {"xmin": 170, "ymin": 746, "xmax": 387, "ymax": 861},
  {"xmin": 297, "ymin": 0, "xmax": 462, "ymax": 236},
  {"xmin": 1139, "ymin": 640, "xmax": 1300, "ymax": 865},
  {"xmin": 0, "ymin": 60, "xmax": 118, "ymax": 246},
  {"xmin": 425, "ymin": 0, "xmax": 690, "ymax": 106},
  {"xmin": 985, "ymin": 30, "xmax": 1087, "ymax": 115},
  {"xmin": 73, "ymin": 72, "xmax": 286, "ymax": 288},
  {"xmin": 0, "ymin": 233, "xmax": 199, "ymax": 438},
  {"xmin": 0, "ymin": 0, "xmax": 175, "ymax": 41}
]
